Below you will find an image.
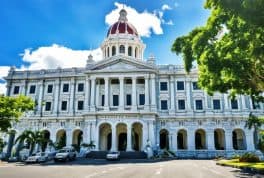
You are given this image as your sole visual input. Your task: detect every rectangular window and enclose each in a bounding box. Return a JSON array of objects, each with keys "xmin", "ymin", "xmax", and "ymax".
[
  {"xmin": 62, "ymin": 83, "xmax": 69, "ymax": 92},
  {"xmin": 126, "ymin": 94, "xmax": 132, "ymax": 106},
  {"xmin": 47, "ymin": 84, "xmax": 53, "ymax": 93},
  {"xmin": 161, "ymin": 100, "xmax": 168, "ymax": 110},
  {"xmin": 61, "ymin": 101, "xmax": 67, "ymax": 111},
  {"xmin": 101, "ymin": 95, "xmax": 105, "ymax": 106},
  {"xmin": 178, "ymin": 100, "xmax": 185, "ymax": 110},
  {"xmin": 177, "ymin": 81, "xmax": 184, "ymax": 90},
  {"xmin": 13, "ymin": 86, "xmax": 20, "ymax": 94},
  {"xmin": 195, "ymin": 100, "xmax": 203, "ymax": 110},
  {"xmin": 29, "ymin": 85, "xmax": 36, "ymax": 94},
  {"xmin": 192, "ymin": 82, "xmax": 200, "ymax": 90},
  {"xmin": 231, "ymin": 99, "xmax": 238, "ymax": 109},
  {"xmin": 160, "ymin": 82, "xmax": 168, "ymax": 91},
  {"xmin": 113, "ymin": 95, "xmax": 119, "ymax": 106},
  {"xmin": 213, "ymin": 99, "xmax": 221, "ymax": 110},
  {"xmin": 139, "ymin": 94, "xmax": 145, "ymax": 105},
  {"xmin": 77, "ymin": 83, "xmax": 84, "ymax": 92},
  {"xmin": 77, "ymin": 100, "xmax": 84, "ymax": 110},
  {"xmin": 45, "ymin": 102, "xmax": 51, "ymax": 111}
]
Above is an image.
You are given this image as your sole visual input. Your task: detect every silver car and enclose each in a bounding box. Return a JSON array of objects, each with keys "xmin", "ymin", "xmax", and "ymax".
[
  {"xmin": 25, "ymin": 152, "xmax": 47, "ymax": 163},
  {"xmin": 54, "ymin": 148, "xmax": 76, "ymax": 162}
]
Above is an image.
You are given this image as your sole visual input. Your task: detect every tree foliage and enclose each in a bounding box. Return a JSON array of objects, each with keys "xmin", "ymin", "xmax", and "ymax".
[
  {"xmin": 171, "ymin": 0, "xmax": 264, "ymax": 101},
  {"xmin": 15, "ymin": 130, "xmax": 51, "ymax": 155},
  {"xmin": 0, "ymin": 95, "xmax": 34, "ymax": 132}
]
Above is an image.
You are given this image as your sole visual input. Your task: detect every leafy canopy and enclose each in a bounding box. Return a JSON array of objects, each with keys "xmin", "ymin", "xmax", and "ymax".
[
  {"xmin": 0, "ymin": 95, "xmax": 35, "ymax": 132},
  {"xmin": 171, "ymin": 0, "xmax": 264, "ymax": 101}
]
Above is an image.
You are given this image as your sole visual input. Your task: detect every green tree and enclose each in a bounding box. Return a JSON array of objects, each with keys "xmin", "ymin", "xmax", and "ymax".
[
  {"xmin": 54, "ymin": 133, "xmax": 66, "ymax": 150},
  {"xmin": 171, "ymin": 0, "xmax": 264, "ymax": 101},
  {"xmin": 245, "ymin": 113, "xmax": 264, "ymax": 151},
  {"xmin": 0, "ymin": 95, "xmax": 35, "ymax": 132},
  {"xmin": 15, "ymin": 130, "xmax": 49, "ymax": 155}
]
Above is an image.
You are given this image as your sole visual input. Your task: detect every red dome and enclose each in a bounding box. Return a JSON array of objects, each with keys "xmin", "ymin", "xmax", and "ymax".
[
  {"xmin": 107, "ymin": 21, "xmax": 138, "ymax": 37},
  {"xmin": 107, "ymin": 9, "xmax": 138, "ymax": 37}
]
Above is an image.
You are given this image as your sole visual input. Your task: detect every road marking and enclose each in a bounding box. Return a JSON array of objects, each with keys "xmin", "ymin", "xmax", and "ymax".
[{"xmin": 155, "ymin": 165, "xmax": 163, "ymax": 175}]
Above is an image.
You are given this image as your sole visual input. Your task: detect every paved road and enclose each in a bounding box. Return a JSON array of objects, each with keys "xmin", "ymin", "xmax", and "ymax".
[{"xmin": 0, "ymin": 159, "xmax": 262, "ymax": 178}]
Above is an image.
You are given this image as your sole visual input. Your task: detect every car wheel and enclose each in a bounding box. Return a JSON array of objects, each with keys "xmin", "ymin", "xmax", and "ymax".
[{"xmin": 66, "ymin": 157, "xmax": 69, "ymax": 162}]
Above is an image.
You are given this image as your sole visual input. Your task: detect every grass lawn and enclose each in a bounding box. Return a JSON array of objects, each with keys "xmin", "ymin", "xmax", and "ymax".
[{"xmin": 217, "ymin": 159, "xmax": 264, "ymax": 171}]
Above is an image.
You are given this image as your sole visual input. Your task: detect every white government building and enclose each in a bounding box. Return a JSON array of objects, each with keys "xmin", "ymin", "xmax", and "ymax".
[{"xmin": 3, "ymin": 9, "xmax": 264, "ymax": 158}]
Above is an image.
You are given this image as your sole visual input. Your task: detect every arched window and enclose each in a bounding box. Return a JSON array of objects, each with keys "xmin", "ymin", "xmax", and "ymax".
[
  {"xmin": 128, "ymin": 46, "xmax": 132, "ymax": 56},
  {"xmin": 107, "ymin": 47, "xmax": 109, "ymax": 57},
  {"xmin": 112, "ymin": 46, "xmax": 116, "ymax": 56},
  {"xmin": 119, "ymin": 45, "xmax": 125, "ymax": 54},
  {"xmin": 135, "ymin": 47, "xmax": 138, "ymax": 58}
]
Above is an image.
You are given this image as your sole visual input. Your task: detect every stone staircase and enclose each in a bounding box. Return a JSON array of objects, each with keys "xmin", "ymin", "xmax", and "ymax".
[{"xmin": 86, "ymin": 151, "xmax": 147, "ymax": 159}]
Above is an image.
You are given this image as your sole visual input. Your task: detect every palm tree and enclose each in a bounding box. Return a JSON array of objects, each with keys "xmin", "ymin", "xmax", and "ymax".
[{"xmin": 15, "ymin": 130, "xmax": 51, "ymax": 155}]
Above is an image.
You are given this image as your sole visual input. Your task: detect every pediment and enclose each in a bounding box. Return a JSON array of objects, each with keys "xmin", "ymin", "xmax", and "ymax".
[{"xmin": 90, "ymin": 57, "xmax": 155, "ymax": 72}]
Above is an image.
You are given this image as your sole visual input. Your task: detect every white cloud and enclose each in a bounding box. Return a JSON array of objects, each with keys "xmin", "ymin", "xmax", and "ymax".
[
  {"xmin": 105, "ymin": 2, "xmax": 163, "ymax": 37},
  {"xmin": 0, "ymin": 66, "xmax": 10, "ymax": 94},
  {"xmin": 21, "ymin": 44, "xmax": 102, "ymax": 70},
  {"xmin": 161, "ymin": 4, "xmax": 172, "ymax": 11},
  {"xmin": 174, "ymin": 2, "xmax": 179, "ymax": 8},
  {"xmin": 0, "ymin": 44, "xmax": 102, "ymax": 94},
  {"xmin": 165, "ymin": 20, "xmax": 174, "ymax": 26}
]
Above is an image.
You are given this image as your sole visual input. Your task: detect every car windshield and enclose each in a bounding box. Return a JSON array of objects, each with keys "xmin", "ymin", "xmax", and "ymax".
[
  {"xmin": 109, "ymin": 152, "xmax": 118, "ymax": 154},
  {"xmin": 31, "ymin": 153, "xmax": 36, "ymax": 156},
  {"xmin": 58, "ymin": 149, "xmax": 67, "ymax": 153}
]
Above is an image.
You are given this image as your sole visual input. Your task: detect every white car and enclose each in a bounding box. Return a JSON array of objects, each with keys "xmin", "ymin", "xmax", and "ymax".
[
  {"xmin": 25, "ymin": 152, "xmax": 47, "ymax": 163},
  {"xmin": 54, "ymin": 148, "xmax": 76, "ymax": 162},
  {"xmin": 106, "ymin": 151, "xmax": 120, "ymax": 160}
]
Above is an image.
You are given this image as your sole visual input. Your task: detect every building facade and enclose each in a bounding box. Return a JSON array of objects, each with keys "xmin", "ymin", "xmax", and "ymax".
[{"xmin": 3, "ymin": 9, "xmax": 264, "ymax": 158}]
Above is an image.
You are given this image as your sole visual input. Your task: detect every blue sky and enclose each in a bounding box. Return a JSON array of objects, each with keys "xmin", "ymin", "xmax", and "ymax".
[{"xmin": 0, "ymin": 0, "xmax": 210, "ymax": 93}]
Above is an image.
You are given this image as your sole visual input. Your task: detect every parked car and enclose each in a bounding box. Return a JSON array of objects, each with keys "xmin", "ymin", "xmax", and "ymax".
[
  {"xmin": 54, "ymin": 147, "xmax": 76, "ymax": 162},
  {"xmin": 25, "ymin": 152, "xmax": 48, "ymax": 163},
  {"xmin": 106, "ymin": 151, "xmax": 120, "ymax": 160}
]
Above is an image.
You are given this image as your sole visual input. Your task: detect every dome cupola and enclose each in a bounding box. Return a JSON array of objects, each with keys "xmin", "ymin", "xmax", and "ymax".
[{"xmin": 101, "ymin": 8, "xmax": 145, "ymax": 60}]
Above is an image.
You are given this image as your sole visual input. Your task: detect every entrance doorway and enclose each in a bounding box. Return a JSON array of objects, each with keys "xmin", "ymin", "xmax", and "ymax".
[{"xmin": 118, "ymin": 133, "xmax": 127, "ymax": 151}]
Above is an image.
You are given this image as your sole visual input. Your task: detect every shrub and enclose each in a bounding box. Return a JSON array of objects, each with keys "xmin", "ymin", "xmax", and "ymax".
[
  {"xmin": 231, "ymin": 154, "xmax": 240, "ymax": 159},
  {"xmin": 239, "ymin": 153, "xmax": 260, "ymax": 163}
]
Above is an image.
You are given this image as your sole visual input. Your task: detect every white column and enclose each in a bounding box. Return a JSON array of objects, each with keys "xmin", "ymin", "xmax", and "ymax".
[
  {"xmin": 241, "ymin": 95, "xmax": 247, "ymax": 110},
  {"xmin": 144, "ymin": 75, "xmax": 149, "ymax": 110},
  {"xmin": 171, "ymin": 131, "xmax": 177, "ymax": 151},
  {"xmin": 96, "ymin": 82, "xmax": 100, "ymax": 108},
  {"xmin": 169, "ymin": 76, "xmax": 175, "ymax": 114},
  {"xmin": 83, "ymin": 124, "xmax": 89, "ymax": 144},
  {"xmin": 111, "ymin": 124, "xmax": 117, "ymax": 151},
  {"xmin": 37, "ymin": 80, "xmax": 44, "ymax": 115},
  {"xmin": 150, "ymin": 74, "xmax": 156, "ymax": 111},
  {"xmin": 84, "ymin": 77, "xmax": 90, "ymax": 112},
  {"xmin": 224, "ymin": 93, "xmax": 230, "ymax": 111},
  {"xmin": 187, "ymin": 129, "xmax": 195, "ymax": 151},
  {"xmin": 21, "ymin": 80, "xmax": 27, "ymax": 95},
  {"xmin": 69, "ymin": 77, "xmax": 75, "ymax": 115},
  {"xmin": 119, "ymin": 76, "xmax": 124, "ymax": 110},
  {"xmin": 225, "ymin": 129, "xmax": 233, "ymax": 150},
  {"xmin": 186, "ymin": 80, "xmax": 192, "ymax": 111},
  {"xmin": 148, "ymin": 121, "xmax": 155, "ymax": 146},
  {"xmin": 53, "ymin": 79, "xmax": 60, "ymax": 116},
  {"xmin": 66, "ymin": 129, "xmax": 72, "ymax": 146},
  {"xmin": 104, "ymin": 77, "xmax": 109, "ymax": 111},
  {"xmin": 142, "ymin": 123, "xmax": 148, "ymax": 150},
  {"xmin": 127, "ymin": 124, "xmax": 132, "ymax": 151},
  {"xmin": 246, "ymin": 129, "xmax": 255, "ymax": 151},
  {"xmin": 132, "ymin": 76, "xmax": 137, "ymax": 111},
  {"xmin": 207, "ymin": 129, "xmax": 215, "ymax": 150},
  {"xmin": 90, "ymin": 77, "xmax": 96, "ymax": 111}
]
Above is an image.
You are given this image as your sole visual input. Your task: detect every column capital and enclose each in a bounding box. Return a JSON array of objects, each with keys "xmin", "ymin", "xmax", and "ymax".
[
  {"xmin": 132, "ymin": 76, "xmax": 137, "ymax": 80},
  {"xmin": 119, "ymin": 76, "xmax": 124, "ymax": 80},
  {"xmin": 170, "ymin": 75, "xmax": 174, "ymax": 81},
  {"xmin": 144, "ymin": 74, "xmax": 149, "ymax": 79},
  {"xmin": 104, "ymin": 76, "xmax": 109, "ymax": 80},
  {"xmin": 150, "ymin": 74, "xmax": 155, "ymax": 79},
  {"xmin": 90, "ymin": 76, "xmax": 96, "ymax": 80}
]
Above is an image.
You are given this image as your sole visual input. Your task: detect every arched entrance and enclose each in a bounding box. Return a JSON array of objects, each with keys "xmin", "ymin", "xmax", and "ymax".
[
  {"xmin": 214, "ymin": 129, "xmax": 225, "ymax": 150},
  {"xmin": 116, "ymin": 123, "xmax": 127, "ymax": 151},
  {"xmin": 177, "ymin": 129, "xmax": 187, "ymax": 149},
  {"xmin": 56, "ymin": 129, "xmax": 66, "ymax": 149},
  {"xmin": 99, "ymin": 123, "xmax": 112, "ymax": 151},
  {"xmin": 232, "ymin": 129, "xmax": 246, "ymax": 150},
  {"xmin": 72, "ymin": 129, "xmax": 83, "ymax": 152},
  {"xmin": 195, "ymin": 129, "xmax": 206, "ymax": 149},
  {"xmin": 42, "ymin": 130, "xmax": 50, "ymax": 151},
  {"xmin": 159, "ymin": 129, "xmax": 169, "ymax": 150},
  {"xmin": 132, "ymin": 122, "xmax": 143, "ymax": 151}
]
